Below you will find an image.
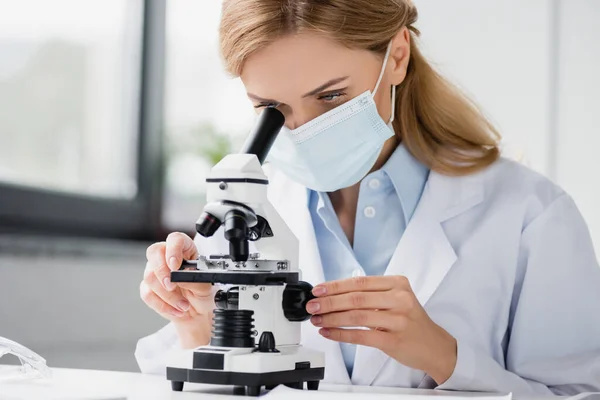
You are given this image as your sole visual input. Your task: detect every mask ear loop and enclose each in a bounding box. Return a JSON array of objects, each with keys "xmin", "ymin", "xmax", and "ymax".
[
  {"xmin": 372, "ymin": 41, "xmax": 396, "ymax": 125},
  {"xmin": 373, "ymin": 40, "xmax": 393, "ymax": 95},
  {"xmin": 388, "ymin": 85, "xmax": 396, "ymax": 124}
]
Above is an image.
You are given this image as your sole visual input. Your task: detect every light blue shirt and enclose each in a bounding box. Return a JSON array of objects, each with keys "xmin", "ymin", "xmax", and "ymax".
[{"xmin": 309, "ymin": 144, "xmax": 429, "ymax": 377}]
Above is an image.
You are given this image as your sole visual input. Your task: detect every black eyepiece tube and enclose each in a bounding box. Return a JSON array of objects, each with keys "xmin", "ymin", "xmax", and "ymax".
[{"xmin": 239, "ymin": 107, "xmax": 285, "ymax": 164}]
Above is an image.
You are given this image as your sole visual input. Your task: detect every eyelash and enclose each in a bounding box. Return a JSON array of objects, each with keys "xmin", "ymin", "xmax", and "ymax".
[
  {"xmin": 254, "ymin": 103, "xmax": 277, "ymax": 109},
  {"xmin": 318, "ymin": 92, "xmax": 346, "ymax": 104},
  {"xmin": 253, "ymin": 91, "xmax": 347, "ymax": 109}
]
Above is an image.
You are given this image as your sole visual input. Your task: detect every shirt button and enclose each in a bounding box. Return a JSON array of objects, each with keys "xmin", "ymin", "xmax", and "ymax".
[
  {"xmin": 364, "ymin": 206, "xmax": 376, "ymax": 218},
  {"xmin": 368, "ymin": 179, "xmax": 380, "ymax": 189}
]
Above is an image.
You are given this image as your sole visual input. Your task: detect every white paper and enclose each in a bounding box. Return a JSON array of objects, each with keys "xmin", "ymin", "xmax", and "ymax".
[{"xmin": 263, "ymin": 385, "xmax": 513, "ymax": 400}]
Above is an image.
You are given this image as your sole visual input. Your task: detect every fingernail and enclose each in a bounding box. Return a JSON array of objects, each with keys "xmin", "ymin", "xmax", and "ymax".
[
  {"xmin": 169, "ymin": 257, "xmax": 178, "ymax": 270},
  {"xmin": 163, "ymin": 277, "xmax": 176, "ymax": 291},
  {"xmin": 319, "ymin": 328, "xmax": 331, "ymax": 337},
  {"xmin": 306, "ymin": 301, "xmax": 320, "ymax": 314},
  {"xmin": 169, "ymin": 309, "xmax": 184, "ymax": 317},
  {"xmin": 311, "ymin": 316, "xmax": 322, "ymax": 325},
  {"xmin": 312, "ymin": 286, "xmax": 326, "ymax": 296},
  {"xmin": 177, "ymin": 300, "xmax": 190, "ymax": 312}
]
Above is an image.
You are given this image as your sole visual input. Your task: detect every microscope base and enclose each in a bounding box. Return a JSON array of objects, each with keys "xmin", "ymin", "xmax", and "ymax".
[
  {"xmin": 167, "ymin": 365, "xmax": 324, "ymax": 395},
  {"xmin": 166, "ymin": 345, "xmax": 325, "ymax": 396}
]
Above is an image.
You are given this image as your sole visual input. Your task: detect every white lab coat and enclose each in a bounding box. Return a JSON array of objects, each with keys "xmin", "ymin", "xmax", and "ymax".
[{"xmin": 135, "ymin": 157, "xmax": 600, "ymax": 395}]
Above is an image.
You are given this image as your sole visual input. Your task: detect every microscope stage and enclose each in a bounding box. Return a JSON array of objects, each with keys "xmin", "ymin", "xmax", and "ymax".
[{"xmin": 171, "ymin": 269, "xmax": 300, "ymax": 285}]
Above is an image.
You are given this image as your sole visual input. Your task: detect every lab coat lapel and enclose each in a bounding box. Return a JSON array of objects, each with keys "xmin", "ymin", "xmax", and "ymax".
[
  {"xmin": 267, "ymin": 169, "xmax": 351, "ymax": 385},
  {"xmin": 352, "ymin": 171, "xmax": 484, "ymax": 386}
]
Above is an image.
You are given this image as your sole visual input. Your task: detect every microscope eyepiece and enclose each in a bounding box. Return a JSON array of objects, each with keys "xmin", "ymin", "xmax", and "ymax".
[
  {"xmin": 195, "ymin": 211, "xmax": 222, "ymax": 238},
  {"xmin": 239, "ymin": 107, "xmax": 285, "ymax": 164},
  {"xmin": 223, "ymin": 209, "xmax": 250, "ymax": 262}
]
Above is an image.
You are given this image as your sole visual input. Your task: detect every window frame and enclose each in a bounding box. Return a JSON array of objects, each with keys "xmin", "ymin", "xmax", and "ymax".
[{"xmin": 0, "ymin": 0, "xmax": 167, "ymax": 242}]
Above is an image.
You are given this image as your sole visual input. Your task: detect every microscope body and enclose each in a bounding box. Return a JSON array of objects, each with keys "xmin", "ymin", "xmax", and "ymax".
[{"xmin": 165, "ymin": 111, "xmax": 325, "ymax": 396}]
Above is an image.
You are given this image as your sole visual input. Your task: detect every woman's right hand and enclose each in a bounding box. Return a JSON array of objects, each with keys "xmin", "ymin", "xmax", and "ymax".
[{"xmin": 140, "ymin": 232, "xmax": 214, "ymax": 349}]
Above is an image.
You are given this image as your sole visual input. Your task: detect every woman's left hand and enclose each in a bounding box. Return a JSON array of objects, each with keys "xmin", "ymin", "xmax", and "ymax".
[{"xmin": 307, "ymin": 275, "xmax": 457, "ymax": 385}]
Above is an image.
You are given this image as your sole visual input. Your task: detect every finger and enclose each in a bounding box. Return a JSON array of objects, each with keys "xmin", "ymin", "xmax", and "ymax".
[
  {"xmin": 147, "ymin": 245, "xmax": 175, "ymax": 292},
  {"xmin": 177, "ymin": 282, "xmax": 215, "ymax": 298},
  {"xmin": 140, "ymin": 281, "xmax": 185, "ymax": 319},
  {"xmin": 311, "ymin": 310, "xmax": 407, "ymax": 331},
  {"xmin": 307, "ymin": 290, "xmax": 408, "ymax": 314},
  {"xmin": 166, "ymin": 232, "xmax": 199, "ymax": 272},
  {"xmin": 319, "ymin": 327, "xmax": 388, "ymax": 348},
  {"xmin": 144, "ymin": 266, "xmax": 191, "ymax": 312},
  {"xmin": 312, "ymin": 275, "xmax": 410, "ymax": 297},
  {"xmin": 180, "ymin": 286, "xmax": 216, "ymax": 316},
  {"xmin": 146, "ymin": 243, "xmax": 175, "ymax": 291}
]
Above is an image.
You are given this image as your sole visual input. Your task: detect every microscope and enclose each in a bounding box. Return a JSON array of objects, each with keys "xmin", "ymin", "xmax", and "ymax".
[{"xmin": 165, "ymin": 108, "xmax": 325, "ymax": 396}]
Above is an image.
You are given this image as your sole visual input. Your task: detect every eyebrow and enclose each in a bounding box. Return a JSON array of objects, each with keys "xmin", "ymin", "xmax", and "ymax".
[
  {"xmin": 246, "ymin": 76, "xmax": 350, "ymax": 104},
  {"xmin": 301, "ymin": 76, "xmax": 349, "ymax": 98}
]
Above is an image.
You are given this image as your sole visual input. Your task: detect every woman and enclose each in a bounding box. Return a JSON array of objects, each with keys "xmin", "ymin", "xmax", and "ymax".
[{"xmin": 135, "ymin": 0, "xmax": 600, "ymax": 394}]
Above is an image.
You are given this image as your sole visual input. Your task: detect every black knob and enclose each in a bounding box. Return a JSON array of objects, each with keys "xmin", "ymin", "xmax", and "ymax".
[
  {"xmin": 214, "ymin": 287, "xmax": 239, "ymax": 310},
  {"xmin": 282, "ymin": 281, "xmax": 315, "ymax": 322},
  {"xmin": 258, "ymin": 331, "xmax": 278, "ymax": 353}
]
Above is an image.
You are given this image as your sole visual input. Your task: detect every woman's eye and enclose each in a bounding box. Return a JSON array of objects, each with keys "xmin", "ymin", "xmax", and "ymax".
[
  {"xmin": 254, "ymin": 103, "xmax": 277, "ymax": 109},
  {"xmin": 318, "ymin": 92, "xmax": 345, "ymax": 103}
]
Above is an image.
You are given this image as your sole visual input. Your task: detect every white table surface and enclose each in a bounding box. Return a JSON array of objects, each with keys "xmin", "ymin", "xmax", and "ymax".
[{"xmin": 0, "ymin": 366, "xmax": 573, "ymax": 400}]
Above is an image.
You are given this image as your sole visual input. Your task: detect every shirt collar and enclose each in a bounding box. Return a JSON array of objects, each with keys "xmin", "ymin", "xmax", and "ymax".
[
  {"xmin": 307, "ymin": 144, "xmax": 430, "ymax": 221},
  {"xmin": 379, "ymin": 143, "xmax": 430, "ymax": 222}
]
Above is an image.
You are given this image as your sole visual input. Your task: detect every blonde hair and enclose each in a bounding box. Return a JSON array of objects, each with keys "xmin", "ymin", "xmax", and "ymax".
[{"xmin": 219, "ymin": 0, "xmax": 501, "ymax": 175}]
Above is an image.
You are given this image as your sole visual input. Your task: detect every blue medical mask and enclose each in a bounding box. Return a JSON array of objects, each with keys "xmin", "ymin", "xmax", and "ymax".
[{"xmin": 266, "ymin": 42, "xmax": 396, "ymax": 192}]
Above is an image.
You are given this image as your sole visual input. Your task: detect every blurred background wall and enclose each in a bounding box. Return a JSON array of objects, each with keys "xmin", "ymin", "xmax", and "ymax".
[{"xmin": 0, "ymin": 0, "xmax": 598, "ymax": 372}]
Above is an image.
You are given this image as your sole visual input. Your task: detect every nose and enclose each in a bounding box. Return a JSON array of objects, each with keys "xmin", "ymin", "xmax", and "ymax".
[{"xmin": 285, "ymin": 111, "xmax": 317, "ymax": 130}]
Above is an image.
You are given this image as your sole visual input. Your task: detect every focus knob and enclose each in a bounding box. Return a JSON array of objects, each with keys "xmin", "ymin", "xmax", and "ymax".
[
  {"xmin": 214, "ymin": 287, "xmax": 239, "ymax": 310},
  {"xmin": 282, "ymin": 281, "xmax": 315, "ymax": 322}
]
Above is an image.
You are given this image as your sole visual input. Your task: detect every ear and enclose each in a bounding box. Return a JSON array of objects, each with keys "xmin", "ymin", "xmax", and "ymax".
[{"xmin": 388, "ymin": 27, "xmax": 411, "ymax": 86}]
